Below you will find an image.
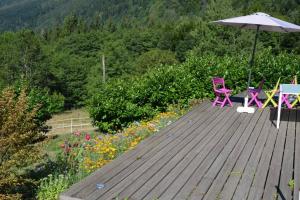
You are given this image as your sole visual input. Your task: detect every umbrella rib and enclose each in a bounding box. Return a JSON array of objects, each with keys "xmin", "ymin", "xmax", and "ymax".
[
  {"xmin": 240, "ymin": 24, "xmax": 248, "ymax": 29},
  {"xmin": 279, "ymin": 26, "xmax": 289, "ymax": 33}
]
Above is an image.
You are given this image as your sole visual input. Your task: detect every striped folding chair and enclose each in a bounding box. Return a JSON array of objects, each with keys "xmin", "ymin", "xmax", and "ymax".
[{"xmin": 262, "ymin": 77, "xmax": 281, "ymax": 108}]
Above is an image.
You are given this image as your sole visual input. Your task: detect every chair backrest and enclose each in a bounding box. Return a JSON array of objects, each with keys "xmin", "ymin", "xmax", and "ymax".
[
  {"xmin": 291, "ymin": 76, "xmax": 297, "ymax": 84},
  {"xmin": 258, "ymin": 80, "xmax": 265, "ymax": 90},
  {"xmin": 274, "ymin": 77, "xmax": 281, "ymax": 91},
  {"xmin": 212, "ymin": 77, "xmax": 225, "ymax": 91}
]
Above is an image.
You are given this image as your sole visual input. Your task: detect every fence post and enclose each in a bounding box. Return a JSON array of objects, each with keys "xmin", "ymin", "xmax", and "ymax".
[{"xmin": 71, "ymin": 118, "xmax": 73, "ymax": 133}]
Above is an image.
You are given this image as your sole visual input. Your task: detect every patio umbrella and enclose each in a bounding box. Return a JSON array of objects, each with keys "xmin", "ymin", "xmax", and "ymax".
[{"xmin": 213, "ymin": 12, "xmax": 300, "ymax": 113}]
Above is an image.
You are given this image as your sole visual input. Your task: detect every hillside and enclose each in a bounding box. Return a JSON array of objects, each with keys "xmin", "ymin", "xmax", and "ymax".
[
  {"xmin": 0, "ymin": 0, "xmax": 206, "ymax": 31},
  {"xmin": 0, "ymin": 0, "xmax": 299, "ymax": 108}
]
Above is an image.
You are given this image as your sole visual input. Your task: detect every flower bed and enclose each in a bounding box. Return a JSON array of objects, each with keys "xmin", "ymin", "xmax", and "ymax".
[{"xmin": 37, "ymin": 107, "xmax": 184, "ymax": 200}]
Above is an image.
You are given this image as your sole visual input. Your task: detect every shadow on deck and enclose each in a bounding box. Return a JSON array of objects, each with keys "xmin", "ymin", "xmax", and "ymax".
[{"xmin": 61, "ymin": 101, "xmax": 300, "ymax": 200}]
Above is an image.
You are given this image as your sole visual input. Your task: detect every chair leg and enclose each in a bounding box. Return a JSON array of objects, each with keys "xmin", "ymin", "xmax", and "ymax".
[
  {"xmin": 263, "ymin": 92, "xmax": 278, "ymax": 108},
  {"xmin": 212, "ymin": 96, "xmax": 220, "ymax": 107},
  {"xmin": 223, "ymin": 93, "xmax": 232, "ymax": 107},
  {"xmin": 281, "ymin": 94, "xmax": 292, "ymax": 109},
  {"xmin": 227, "ymin": 94, "xmax": 233, "ymax": 107},
  {"xmin": 249, "ymin": 92, "xmax": 263, "ymax": 108},
  {"xmin": 270, "ymin": 98, "xmax": 278, "ymax": 107},
  {"xmin": 254, "ymin": 97, "xmax": 263, "ymax": 108},
  {"xmin": 263, "ymin": 93, "xmax": 272, "ymax": 108},
  {"xmin": 291, "ymin": 95, "xmax": 300, "ymax": 107}
]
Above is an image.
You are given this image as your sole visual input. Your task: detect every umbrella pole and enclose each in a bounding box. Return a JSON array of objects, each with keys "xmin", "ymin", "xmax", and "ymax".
[
  {"xmin": 238, "ymin": 25, "xmax": 260, "ymax": 113},
  {"xmin": 247, "ymin": 25, "xmax": 260, "ymax": 90}
]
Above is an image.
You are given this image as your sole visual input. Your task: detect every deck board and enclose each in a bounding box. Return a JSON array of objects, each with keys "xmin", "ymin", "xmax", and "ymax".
[
  {"xmin": 294, "ymin": 110, "xmax": 300, "ymax": 199},
  {"xmin": 200, "ymin": 110, "xmax": 264, "ymax": 200},
  {"xmin": 279, "ymin": 110, "xmax": 296, "ymax": 200},
  {"xmin": 210, "ymin": 109, "xmax": 264, "ymax": 200},
  {"xmin": 127, "ymin": 106, "xmax": 238, "ymax": 199},
  {"xmin": 226, "ymin": 109, "xmax": 270, "ymax": 200},
  {"xmin": 89, "ymin": 106, "xmax": 237, "ymax": 200},
  {"xmin": 60, "ymin": 102, "xmax": 300, "ymax": 200},
  {"xmin": 260, "ymin": 110, "xmax": 289, "ymax": 200}
]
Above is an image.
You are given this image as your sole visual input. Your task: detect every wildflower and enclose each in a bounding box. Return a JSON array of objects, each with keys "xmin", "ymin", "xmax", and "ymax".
[
  {"xmin": 85, "ymin": 133, "xmax": 91, "ymax": 141},
  {"xmin": 73, "ymin": 130, "xmax": 81, "ymax": 136},
  {"xmin": 72, "ymin": 142, "xmax": 79, "ymax": 147}
]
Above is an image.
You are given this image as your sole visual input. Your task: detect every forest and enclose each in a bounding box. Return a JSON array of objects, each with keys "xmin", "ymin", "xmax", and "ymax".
[{"xmin": 0, "ymin": 0, "xmax": 300, "ymax": 199}]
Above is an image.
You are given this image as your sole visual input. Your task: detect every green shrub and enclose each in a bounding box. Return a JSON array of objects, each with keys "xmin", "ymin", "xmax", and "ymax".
[
  {"xmin": 89, "ymin": 49, "xmax": 300, "ymax": 133},
  {"xmin": 28, "ymin": 87, "xmax": 65, "ymax": 125},
  {"xmin": 37, "ymin": 174, "xmax": 72, "ymax": 200}
]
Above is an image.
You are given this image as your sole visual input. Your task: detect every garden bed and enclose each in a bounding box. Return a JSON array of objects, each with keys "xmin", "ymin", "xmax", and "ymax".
[{"xmin": 37, "ymin": 105, "xmax": 186, "ymax": 200}]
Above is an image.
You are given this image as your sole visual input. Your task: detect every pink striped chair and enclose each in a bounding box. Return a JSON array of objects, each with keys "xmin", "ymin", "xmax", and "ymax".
[
  {"xmin": 212, "ymin": 77, "xmax": 233, "ymax": 107},
  {"xmin": 281, "ymin": 77, "xmax": 297, "ymax": 109}
]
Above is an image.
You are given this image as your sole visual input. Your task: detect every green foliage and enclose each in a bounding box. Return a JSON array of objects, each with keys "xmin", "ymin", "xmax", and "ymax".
[
  {"xmin": 0, "ymin": 88, "xmax": 45, "ymax": 198},
  {"xmin": 37, "ymin": 174, "xmax": 72, "ymax": 200},
  {"xmin": 89, "ymin": 50, "xmax": 300, "ymax": 133},
  {"xmin": 28, "ymin": 87, "xmax": 65, "ymax": 123},
  {"xmin": 288, "ymin": 179, "xmax": 295, "ymax": 190},
  {"xmin": 135, "ymin": 49, "xmax": 178, "ymax": 73}
]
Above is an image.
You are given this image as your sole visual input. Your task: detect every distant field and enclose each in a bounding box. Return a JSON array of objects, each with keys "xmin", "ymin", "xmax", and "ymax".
[{"xmin": 46, "ymin": 108, "xmax": 97, "ymax": 135}]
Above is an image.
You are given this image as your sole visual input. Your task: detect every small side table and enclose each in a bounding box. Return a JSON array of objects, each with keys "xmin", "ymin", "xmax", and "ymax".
[{"xmin": 277, "ymin": 84, "xmax": 300, "ymax": 129}]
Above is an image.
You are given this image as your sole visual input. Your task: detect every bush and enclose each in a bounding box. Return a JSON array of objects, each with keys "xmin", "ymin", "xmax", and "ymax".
[
  {"xmin": 0, "ymin": 88, "xmax": 45, "ymax": 198},
  {"xmin": 89, "ymin": 49, "xmax": 300, "ymax": 133},
  {"xmin": 28, "ymin": 87, "xmax": 65, "ymax": 125}
]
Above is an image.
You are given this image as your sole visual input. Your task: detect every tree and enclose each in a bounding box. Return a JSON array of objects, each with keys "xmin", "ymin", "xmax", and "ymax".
[
  {"xmin": 0, "ymin": 88, "xmax": 45, "ymax": 199},
  {"xmin": 135, "ymin": 49, "xmax": 178, "ymax": 73}
]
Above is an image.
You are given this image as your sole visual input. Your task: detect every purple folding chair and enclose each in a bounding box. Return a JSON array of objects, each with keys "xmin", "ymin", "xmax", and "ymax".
[
  {"xmin": 248, "ymin": 80, "xmax": 264, "ymax": 108},
  {"xmin": 212, "ymin": 77, "xmax": 233, "ymax": 107}
]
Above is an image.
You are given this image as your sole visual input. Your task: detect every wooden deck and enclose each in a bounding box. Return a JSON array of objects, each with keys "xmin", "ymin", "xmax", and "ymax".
[{"xmin": 61, "ymin": 101, "xmax": 300, "ymax": 200}]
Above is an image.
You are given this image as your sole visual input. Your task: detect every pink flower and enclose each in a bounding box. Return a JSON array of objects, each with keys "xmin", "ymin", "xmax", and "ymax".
[
  {"xmin": 73, "ymin": 130, "xmax": 81, "ymax": 136},
  {"xmin": 85, "ymin": 133, "xmax": 91, "ymax": 141}
]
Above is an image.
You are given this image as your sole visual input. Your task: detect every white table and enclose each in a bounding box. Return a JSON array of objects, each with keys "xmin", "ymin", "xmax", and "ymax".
[{"xmin": 277, "ymin": 84, "xmax": 300, "ymax": 128}]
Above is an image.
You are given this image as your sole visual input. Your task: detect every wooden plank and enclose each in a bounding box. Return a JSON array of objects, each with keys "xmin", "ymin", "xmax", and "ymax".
[
  {"xmin": 243, "ymin": 109, "xmax": 284, "ymax": 199},
  {"xmin": 159, "ymin": 110, "xmax": 246, "ymax": 199},
  {"xmin": 128, "ymin": 107, "xmax": 250, "ymax": 200},
  {"xmin": 278, "ymin": 110, "xmax": 296, "ymax": 200},
  {"xmin": 229, "ymin": 108, "xmax": 278, "ymax": 200},
  {"xmin": 294, "ymin": 110, "xmax": 300, "ymax": 199},
  {"xmin": 117, "ymin": 106, "xmax": 242, "ymax": 200},
  {"xmin": 244, "ymin": 118, "xmax": 278, "ymax": 199},
  {"xmin": 248, "ymin": 109, "xmax": 288, "ymax": 199},
  {"xmin": 63, "ymin": 102, "xmax": 212, "ymax": 199},
  {"xmin": 85, "ymin": 105, "xmax": 237, "ymax": 199},
  {"xmin": 220, "ymin": 107, "xmax": 275, "ymax": 200},
  {"xmin": 200, "ymin": 109, "xmax": 270, "ymax": 200},
  {"xmin": 188, "ymin": 109, "xmax": 268, "ymax": 200},
  {"xmin": 260, "ymin": 110, "xmax": 289, "ymax": 199},
  {"xmin": 88, "ymin": 105, "xmax": 238, "ymax": 200},
  {"xmin": 171, "ymin": 109, "xmax": 268, "ymax": 200}
]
